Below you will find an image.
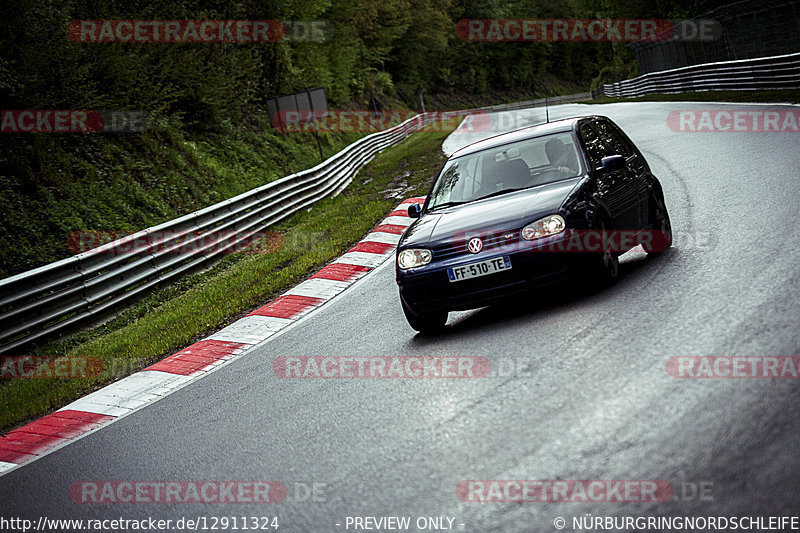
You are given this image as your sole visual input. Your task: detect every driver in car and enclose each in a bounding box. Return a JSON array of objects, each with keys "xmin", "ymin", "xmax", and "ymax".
[{"xmin": 545, "ymin": 137, "xmax": 578, "ymax": 176}]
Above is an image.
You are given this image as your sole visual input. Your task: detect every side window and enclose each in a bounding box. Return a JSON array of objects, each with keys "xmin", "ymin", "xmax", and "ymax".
[
  {"xmin": 578, "ymin": 123, "xmax": 606, "ymax": 170},
  {"xmin": 598, "ymin": 118, "xmax": 651, "ymax": 173},
  {"xmin": 593, "ymin": 119, "xmax": 633, "ymax": 158}
]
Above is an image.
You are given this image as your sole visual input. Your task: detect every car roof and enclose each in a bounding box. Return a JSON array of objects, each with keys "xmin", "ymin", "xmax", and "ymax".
[{"xmin": 449, "ymin": 115, "xmax": 593, "ymax": 159}]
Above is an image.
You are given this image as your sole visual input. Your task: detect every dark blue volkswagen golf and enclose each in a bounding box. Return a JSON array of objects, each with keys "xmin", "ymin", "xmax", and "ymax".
[{"xmin": 395, "ymin": 115, "xmax": 671, "ymax": 332}]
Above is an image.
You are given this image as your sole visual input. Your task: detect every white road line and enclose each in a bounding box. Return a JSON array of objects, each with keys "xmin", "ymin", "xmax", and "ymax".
[
  {"xmin": 381, "ymin": 216, "xmax": 413, "ymax": 226},
  {"xmin": 55, "ymin": 401, "xmax": 132, "ymax": 417},
  {"xmin": 121, "ymin": 371, "xmax": 197, "ymax": 396},
  {"xmin": 59, "ymin": 371, "xmax": 195, "ymax": 416},
  {"xmin": 206, "ymin": 315, "xmax": 292, "ymax": 344},
  {"xmin": 0, "ymin": 461, "xmax": 16, "ymax": 474},
  {"xmin": 337, "ymin": 251, "xmax": 391, "ymax": 268},
  {"xmin": 284, "ymin": 277, "xmax": 351, "ymax": 299},
  {"xmin": 361, "ymin": 231, "xmax": 402, "ymax": 245}
]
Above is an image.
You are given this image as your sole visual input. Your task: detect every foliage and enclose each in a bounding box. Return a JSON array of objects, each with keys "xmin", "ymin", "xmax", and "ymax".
[{"xmin": 0, "ymin": 0, "xmax": 734, "ymax": 276}]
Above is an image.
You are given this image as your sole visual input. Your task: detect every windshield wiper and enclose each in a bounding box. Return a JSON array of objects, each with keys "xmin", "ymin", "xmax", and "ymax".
[
  {"xmin": 473, "ymin": 187, "xmax": 527, "ymax": 202},
  {"xmin": 428, "ymin": 201, "xmax": 468, "ymax": 211},
  {"xmin": 430, "ymin": 188, "xmax": 528, "ymax": 211}
]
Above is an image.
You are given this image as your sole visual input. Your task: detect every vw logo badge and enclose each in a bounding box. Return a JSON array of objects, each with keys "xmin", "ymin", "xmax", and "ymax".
[{"xmin": 468, "ymin": 237, "xmax": 483, "ymax": 254}]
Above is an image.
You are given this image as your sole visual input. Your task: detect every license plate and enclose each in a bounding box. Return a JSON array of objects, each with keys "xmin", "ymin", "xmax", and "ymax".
[{"xmin": 448, "ymin": 256, "xmax": 511, "ymax": 282}]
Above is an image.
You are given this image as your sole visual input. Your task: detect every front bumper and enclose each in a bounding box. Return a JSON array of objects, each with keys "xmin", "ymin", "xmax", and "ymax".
[{"xmin": 396, "ymin": 235, "xmax": 578, "ymax": 313}]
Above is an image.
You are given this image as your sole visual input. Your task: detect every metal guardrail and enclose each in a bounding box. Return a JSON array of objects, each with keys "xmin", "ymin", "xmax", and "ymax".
[
  {"xmin": 0, "ymin": 113, "xmax": 432, "ymax": 355},
  {"xmin": 602, "ymin": 52, "xmax": 800, "ymax": 98},
  {"xmin": 475, "ymin": 92, "xmax": 594, "ymax": 112},
  {"xmin": 629, "ymin": 0, "xmax": 800, "ymax": 74}
]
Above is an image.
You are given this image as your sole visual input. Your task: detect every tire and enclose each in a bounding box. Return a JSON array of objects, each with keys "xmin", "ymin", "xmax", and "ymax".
[
  {"xmin": 588, "ymin": 216, "xmax": 619, "ymax": 287},
  {"xmin": 401, "ymin": 299, "xmax": 447, "ymax": 333},
  {"xmin": 643, "ymin": 192, "xmax": 672, "ymax": 254}
]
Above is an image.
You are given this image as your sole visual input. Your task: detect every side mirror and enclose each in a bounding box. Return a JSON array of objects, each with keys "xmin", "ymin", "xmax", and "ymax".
[
  {"xmin": 597, "ymin": 154, "xmax": 624, "ymax": 174},
  {"xmin": 407, "ymin": 203, "xmax": 422, "ymax": 219}
]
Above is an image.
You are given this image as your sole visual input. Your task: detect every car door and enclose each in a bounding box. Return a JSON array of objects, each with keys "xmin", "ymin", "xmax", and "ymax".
[
  {"xmin": 606, "ymin": 119, "xmax": 653, "ymax": 229},
  {"xmin": 577, "ymin": 121, "xmax": 627, "ymax": 229},
  {"xmin": 592, "ymin": 117, "xmax": 645, "ymax": 229}
]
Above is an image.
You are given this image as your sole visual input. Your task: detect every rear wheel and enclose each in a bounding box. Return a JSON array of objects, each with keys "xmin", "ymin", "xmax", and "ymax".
[
  {"xmin": 643, "ymin": 192, "xmax": 672, "ymax": 254},
  {"xmin": 401, "ymin": 299, "xmax": 447, "ymax": 333}
]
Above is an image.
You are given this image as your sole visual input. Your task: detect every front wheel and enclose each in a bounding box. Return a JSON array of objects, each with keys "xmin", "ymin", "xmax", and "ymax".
[
  {"xmin": 643, "ymin": 192, "xmax": 672, "ymax": 254},
  {"xmin": 401, "ymin": 299, "xmax": 447, "ymax": 333},
  {"xmin": 588, "ymin": 217, "xmax": 619, "ymax": 287}
]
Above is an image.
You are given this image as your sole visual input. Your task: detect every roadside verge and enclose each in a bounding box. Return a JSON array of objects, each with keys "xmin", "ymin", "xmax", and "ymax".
[
  {"xmin": 0, "ymin": 196, "xmax": 425, "ymax": 476},
  {"xmin": 0, "ymin": 129, "xmax": 449, "ymax": 436}
]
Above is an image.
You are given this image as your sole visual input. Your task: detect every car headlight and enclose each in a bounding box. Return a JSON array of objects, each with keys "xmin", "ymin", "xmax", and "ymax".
[
  {"xmin": 521, "ymin": 214, "xmax": 566, "ymax": 241},
  {"xmin": 397, "ymin": 248, "xmax": 432, "ymax": 269}
]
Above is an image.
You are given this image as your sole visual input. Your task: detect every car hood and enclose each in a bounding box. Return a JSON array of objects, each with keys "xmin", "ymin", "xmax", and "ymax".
[{"xmin": 401, "ymin": 177, "xmax": 582, "ymax": 247}]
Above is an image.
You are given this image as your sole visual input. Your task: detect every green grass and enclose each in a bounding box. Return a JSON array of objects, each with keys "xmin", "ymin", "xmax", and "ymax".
[
  {"xmin": 0, "ymin": 114, "xmax": 364, "ymax": 279},
  {"xmin": 586, "ymin": 89, "xmax": 800, "ymax": 105},
  {"xmin": 0, "ymin": 128, "xmax": 449, "ymax": 433}
]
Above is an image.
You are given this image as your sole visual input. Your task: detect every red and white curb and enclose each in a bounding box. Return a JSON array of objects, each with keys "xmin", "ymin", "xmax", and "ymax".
[{"xmin": 0, "ymin": 197, "xmax": 424, "ymax": 477}]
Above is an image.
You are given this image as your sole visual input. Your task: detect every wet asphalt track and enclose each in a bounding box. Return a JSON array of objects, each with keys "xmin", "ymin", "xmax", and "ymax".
[{"xmin": 1, "ymin": 101, "xmax": 799, "ymax": 532}]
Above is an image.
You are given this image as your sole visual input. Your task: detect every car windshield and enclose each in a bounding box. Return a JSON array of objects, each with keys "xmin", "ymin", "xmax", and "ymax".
[{"xmin": 427, "ymin": 132, "xmax": 583, "ymax": 211}]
